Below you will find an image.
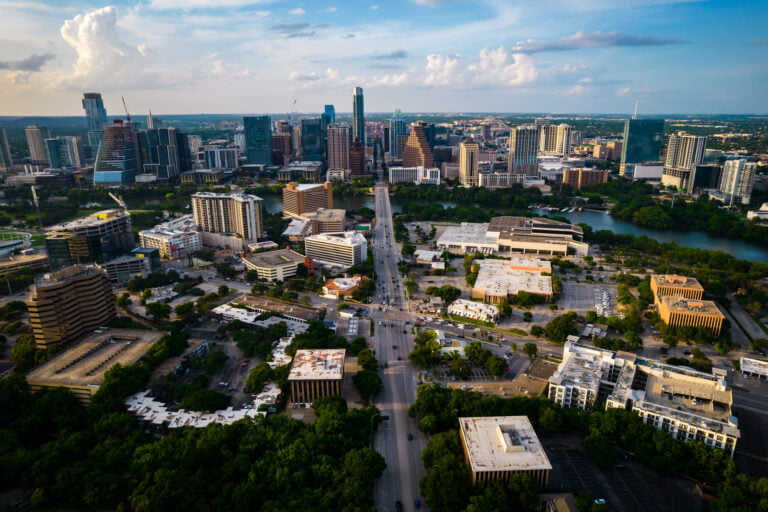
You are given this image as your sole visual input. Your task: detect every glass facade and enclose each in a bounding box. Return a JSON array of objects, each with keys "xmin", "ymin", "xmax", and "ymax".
[
  {"xmin": 621, "ymin": 119, "xmax": 664, "ymax": 165},
  {"xmin": 244, "ymin": 116, "xmax": 272, "ymax": 165}
]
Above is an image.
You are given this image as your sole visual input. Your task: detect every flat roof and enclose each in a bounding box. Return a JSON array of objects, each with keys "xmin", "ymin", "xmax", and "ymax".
[
  {"xmin": 447, "ymin": 299, "xmax": 499, "ymax": 317},
  {"xmin": 487, "ymin": 216, "xmax": 583, "ymax": 238},
  {"xmin": 46, "ymin": 209, "xmax": 128, "ymax": 231},
  {"xmin": 288, "ymin": 349, "xmax": 346, "ymax": 381},
  {"xmin": 460, "ymin": 416, "xmax": 552, "ymax": 473},
  {"xmin": 139, "ymin": 214, "xmax": 199, "ymax": 237},
  {"xmin": 233, "ymin": 294, "xmax": 321, "ymax": 322},
  {"xmin": 294, "ymin": 183, "xmax": 324, "ymax": 191},
  {"xmin": 437, "ymin": 223, "xmax": 497, "ymax": 246},
  {"xmin": 651, "ymin": 274, "xmax": 705, "ymax": 291},
  {"xmin": 243, "ymin": 248, "xmax": 305, "ymax": 268},
  {"xmin": 27, "ymin": 329, "xmax": 164, "ymax": 388},
  {"xmin": 312, "ymin": 208, "xmax": 345, "ymax": 222},
  {"xmin": 305, "ymin": 231, "xmax": 366, "ymax": 246},
  {"xmin": 741, "ymin": 357, "xmax": 768, "ymax": 376},
  {"xmin": 473, "ymin": 259, "xmax": 552, "ymax": 297},
  {"xmin": 658, "ymin": 296, "xmax": 724, "ymax": 318}
]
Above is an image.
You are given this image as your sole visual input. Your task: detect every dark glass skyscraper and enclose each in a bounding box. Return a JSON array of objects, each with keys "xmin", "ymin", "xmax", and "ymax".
[
  {"xmin": 620, "ymin": 119, "xmax": 664, "ymax": 175},
  {"xmin": 0, "ymin": 128, "xmax": 13, "ymax": 171},
  {"xmin": 244, "ymin": 116, "xmax": 272, "ymax": 165},
  {"xmin": 352, "ymin": 87, "xmax": 365, "ymax": 146},
  {"xmin": 143, "ymin": 128, "xmax": 179, "ymax": 181},
  {"xmin": 323, "ymin": 105, "xmax": 336, "ymax": 125},
  {"xmin": 300, "ymin": 118, "xmax": 324, "ymax": 162},
  {"xmin": 388, "ymin": 110, "xmax": 406, "ymax": 157},
  {"xmin": 94, "ymin": 120, "xmax": 139, "ymax": 185},
  {"xmin": 82, "ymin": 92, "xmax": 108, "ymax": 132}
]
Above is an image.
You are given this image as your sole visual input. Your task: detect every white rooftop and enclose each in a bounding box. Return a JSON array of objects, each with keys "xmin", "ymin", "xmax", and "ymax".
[
  {"xmin": 460, "ymin": 416, "xmax": 552, "ymax": 473},
  {"xmin": 295, "ymin": 183, "xmax": 324, "ymax": 191},
  {"xmin": 473, "ymin": 259, "xmax": 553, "ymax": 297},
  {"xmin": 742, "ymin": 357, "xmax": 768, "ymax": 376},
  {"xmin": 437, "ymin": 223, "xmax": 498, "ymax": 246},
  {"xmin": 288, "ymin": 349, "xmax": 346, "ymax": 381},
  {"xmin": 447, "ymin": 299, "xmax": 499, "ymax": 319}
]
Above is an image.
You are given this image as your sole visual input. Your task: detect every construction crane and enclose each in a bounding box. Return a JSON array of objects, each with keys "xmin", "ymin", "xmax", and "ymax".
[
  {"xmin": 122, "ymin": 96, "xmax": 131, "ymax": 124},
  {"xmin": 108, "ymin": 191, "xmax": 127, "ymax": 210}
]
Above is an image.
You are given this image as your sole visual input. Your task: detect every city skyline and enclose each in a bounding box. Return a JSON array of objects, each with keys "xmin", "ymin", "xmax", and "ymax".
[{"xmin": 0, "ymin": 1, "xmax": 766, "ymax": 116}]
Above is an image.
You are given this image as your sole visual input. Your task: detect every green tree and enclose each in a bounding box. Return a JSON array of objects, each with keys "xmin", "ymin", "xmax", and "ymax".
[
  {"xmin": 217, "ymin": 284, "xmax": 230, "ymax": 297},
  {"xmin": 244, "ymin": 362, "xmax": 272, "ymax": 393},
  {"xmin": 357, "ymin": 348, "xmax": 378, "ymax": 372},
  {"xmin": 353, "ymin": 370, "xmax": 383, "ymax": 403},
  {"xmin": 450, "ymin": 359, "xmax": 471, "ymax": 380},
  {"xmin": 583, "ymin": 432, "xmax": 617, "ymax": 467},
  {"xmin": 145, "ymin": 302, "xmax": 171, "ymax": 322},
  {"xmin": 544, "ymin": 312, "xmax": 578, "ymax": 343},
  {"xmin": 523, "ymin": 342, "xmax": 537, "ymax": 359},
  {"xmin": 10, "ymin": 333, "xmax": 36, "ymax": 371},
  {"xmin": 486, "ymin": 355, "xmax": 506, "ymax": 378}
]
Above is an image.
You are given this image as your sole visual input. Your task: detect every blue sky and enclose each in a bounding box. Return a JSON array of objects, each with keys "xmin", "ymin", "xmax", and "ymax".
[{"xmin": 0, "ymin": 0, "xmax": 765, "ymax": 115}]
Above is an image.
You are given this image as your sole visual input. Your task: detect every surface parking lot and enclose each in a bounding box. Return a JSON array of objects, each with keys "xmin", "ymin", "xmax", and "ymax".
[
  {"xmin": 558, "ymin": 281, "xmax": 618, "ymax": 315},
  {"xmin": 542, "ymin": 432, "xmax": 708, "ymax": 512}
]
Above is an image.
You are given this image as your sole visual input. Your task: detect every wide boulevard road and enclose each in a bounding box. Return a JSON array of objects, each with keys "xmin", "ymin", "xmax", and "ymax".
[{"xmin": 371, "ymin": 181, "xmax": 428, "ymax": 511}]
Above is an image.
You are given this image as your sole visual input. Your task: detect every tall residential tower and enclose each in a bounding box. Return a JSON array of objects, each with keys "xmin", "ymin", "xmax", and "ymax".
[
  {"xmin": 352, "ymin": 87, "xmax": 365, "ymax": 146},
  {"xmin": 507, "ymin": 125, "xmax": 539, "ymax": 176},
  {"xmin": 459, "ymin": 139, "xmax": 479, "ymax": 187},
  {"xmin": 244, "ymin": 116, "xmax": 273, "ymax": 165}
]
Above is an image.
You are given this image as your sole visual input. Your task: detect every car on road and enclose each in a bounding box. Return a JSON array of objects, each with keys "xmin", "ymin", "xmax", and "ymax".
[
  {"xmin": 395, "ymin": 501, "xmax": 403, "ymax": 511},
  {"xmin": 407, "ymin": 433, "xmax": 413, "ymax": 441},
  {"xmin": 392, "ymin": 345, "xmax": 397, "ymax": 349},
  {"xmin": 414, "ymin": 499, "xmax": 421, "ymax": 509}
]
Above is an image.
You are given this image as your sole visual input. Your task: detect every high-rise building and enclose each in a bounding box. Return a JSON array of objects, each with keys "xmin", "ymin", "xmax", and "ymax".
[
  {"xmin": 94, "ymin": 120, "xmax": 139, "ymax": 185},
  {"xmin": 175, "ymin": 132, "xmax": 193, "ymax": 172},
  {"xmin": 46, "ymin": 137, "xmax": 84, "ymax": 168},
  {"xmin": 322, "ymin": 105, "xmax": 336, "ymax": 130},
  {"xmin": 620, "ymin": 119, "xmax": 665, "ymax": 175},
  {"xmin": 82, "ymin": 93, "xmax": 108, "ymax": 133},
  {"xmin": 0, "ymin": 128, "xmax": 12, "ymax": 171},
  {"xmin": 282, "ymin": 182, "xmax": 333, "ymax": 216},
  {"xmin": 507, "ymin": 125, "xmax": 539, "ymax": 176},
  {"xmin": 44, "ymin": 209, "xmax": 135, "ymax": 267},
  {"xmin": 719, "ymin": 159, "xmax": 757, "ymax": 206},
  {"xmin": 389, "ymin": 110, "xmax": 406, "ymax": 157},
  {"xmin": 349, "ymin": 138, "xmax": 365, "ymax": 175},
  {"xmin": 459, "ymin": 139, "xmax": 480, "ymax": 187},
  {"xmin": 143, "ymin": 128, "xmax": 179, "ymax": 180},
  {"xmin": 25, "ymin": 125, "xmax": 51, "ymax": 164},
  {"xmin": 352, "ymin": 86, "xmax": 365, "ymax": 146},
  {"xmin": 538, "ymin": 124, "xmax": 558, "ymax": 153},
  {"xmin": 662, "ymin": 132, "xmax": 707, "ymax": 190},
  {"xmin": 272, "ymin": 133, "xmax": 292, "ymax": 165},
  {"xmin": 300, "ymin": 118, "xmax": 324, "ymax": 162},
  {"xmin": 191, "ymin": 192, "xmax": 264, "ymax": 241},
  {"xmin": 555, "ymin": 123, "xmax": 572, "ymax": 157},
  {"xmin": 188, "ymin": 135, "xmax": 203, "ymax": 154},
  {"xmin": 204, "ymin": 147, "xmax": 239, "ymax": 170},
  {"xmin": 27, "ymin": 265, "xmax": 116, "ymax": 349},
  {"xmin": 327, "ymin": 123, "xmax": 351, "ymax": 171},
  {"xmin": 243, "ymin": 116, "xmax": 273, "ymax": 165},
  {"xmin": 402, "ymin": 122, "xmax": 434, "ymax": 168}
]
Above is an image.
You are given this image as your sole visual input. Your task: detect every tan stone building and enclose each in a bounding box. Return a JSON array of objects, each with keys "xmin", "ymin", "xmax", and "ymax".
[
  {"xmin": 288, "ymin": 349, "xmax": 346, "ymax": 405},
  {"xmin": 459, "ymin": 139, "xmax": 479, "ymax": 187},
  {"xmin": 650, "ymin": 274, "xmax": 704, "ymax": 301},
  {"xmin": 657, "ymin": 296, "xmax": 725, "ymax": 336},
  {"xmin": 459, "ymin": 416, "xmax": 552, "ymax": 487},
  {"xmin": 27, "ymin": 265, "xmax": 116, "ymax": 349},
  {"xmin": 402, "ymin": 122, "xmax": 434, "ymax": 168},
  {"xmin": 282, "ymin": 182, "xmax": 333, "ymax": 216},
  {"xmin": 561, "ymin": 168, "xmax": 608, "ymax": 190}
]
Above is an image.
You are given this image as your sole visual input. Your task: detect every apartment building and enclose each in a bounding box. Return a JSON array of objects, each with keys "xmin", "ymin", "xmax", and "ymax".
[
  {"xmin": 304, "ymin": 231, "xmax": 367, "ymax": 268},
  {"xmin": 282, "ymin": 182, "xmax": 333, "ymax": 216}
]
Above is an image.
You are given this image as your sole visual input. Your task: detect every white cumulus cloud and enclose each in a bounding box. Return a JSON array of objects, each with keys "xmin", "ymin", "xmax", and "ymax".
[
  {"xmin": 59, "ymin": 6, "xmax": 163, "ymax": 89},
  {"xmin": 426, "ymin": 47, "xmax": 538, "ymax": 88},
  {"xmin": 289, "ymin": 8, "xmax": 306, "ymax": 15}
]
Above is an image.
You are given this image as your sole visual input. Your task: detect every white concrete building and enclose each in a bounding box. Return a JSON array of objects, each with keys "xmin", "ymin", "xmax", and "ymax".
[
  {"xmin": 471, "ymin": 258, "xmax": 553, "ymax": 304},
  {"xmin": 446, "ymin": 299, "xmax": 499, "ymax": 323},
  {"xmin": 288, "ymin": 349, "xmax": 346, "ymax": 405},
  {"xmin": 138, "ymin": 215, "xmax": 202, "ymax": 260},
  {"xmin": 304, "ymin": 231, "xmax": 367, "ymax": 269},
  {"xmin": 388, "ymin": 166, "xmax": 441, "ymax": 185},
  {"xmin": 549, "ymin": 341, "xmax": 740, "ymax": 456},
  {"xmin": 241, "ymin": 248, "xmax": 307, "ymax": 282}
]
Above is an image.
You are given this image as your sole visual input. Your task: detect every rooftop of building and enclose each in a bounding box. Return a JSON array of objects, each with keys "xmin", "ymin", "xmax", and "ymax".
[
  {"xmin": 309, "ymin": 208, "xmax": 346, "ymax": 223},
  {"xmin": 181, "ymin": 169, "xmax": 224, "ymax": 175},
  {"xmin": 437, "ymin": 223, "xmax": 497, "ymax": 245},
  {"xmin": 191, "ymin": 191, "xmax": 263, "ymax": 201},
  {"xmin": 27, "ymin": 329, "xmax": 165, "ymax": 388},
  {"xmin": 0, "ymin": 252, "xmax": 49, "ymax": 267},
  {"xmin": 282, "ymin": 218, "xmax": 312, "ymax": 237},
  {"xmin": 473, "ymin": 260, "xmax": 553, "ymax": 297},
  {"xmin": 139, "ymin": 215, "xmax": 198, "ymax": 237},
  {"xmin": 233, "ymin": 294, "xmax": 321, "ymax": 322},
  {"xmin": 324, "ymin": 275, "xmax": 364, "ymax": 291},
  {"xmin": 447, "ymin": 299, "xmax": 499, "ymax": 317},
  {"xmin": 487, "ymin": 216, "xmax": 583, "ymax": 238},
  {"xmin": 33, "ymin": 264, "xmax": 105, "ymax": 289},
  {"xmin": 243, "ymin": 248, "xmax": 305, "ymax": 268},
  {"xmin": 658, "ymin": 296, "xmax": 724, "ymax": 318},
  {"xmin": 741, "ymin": 357, "xmax": 768, "ymax": 376},
  {"xmin": 289, "ymin": 183, "xmax": 326, "ymax": 191},
  {"xmin": 305, "ymin": 231, "xmax": 366, "ymax": 245},
  {"xmin": 46, "ymin": 209, "xmax": 128, "ymax": 232},
  {"xmin": 651, "ymin": 274, "xmax": 705, "ymax": 290},
  {"xmin": 288, "ymin": 349, "xmax": 346, "ymax": 381},
  {"xmin": 460, "ymin": 416, "xmax": 552, "ymax": 473}
]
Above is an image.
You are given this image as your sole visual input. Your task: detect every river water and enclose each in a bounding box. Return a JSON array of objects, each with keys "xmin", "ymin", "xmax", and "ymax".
[{"xmin": 259, "ymin": 194, "xmax": 768, "ymax": 262}]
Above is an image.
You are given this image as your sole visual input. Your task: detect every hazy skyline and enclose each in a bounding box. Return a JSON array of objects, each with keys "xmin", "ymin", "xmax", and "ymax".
[{"xmin": 0, "ymin": 0, "xmax": 766, "ymax": 116}]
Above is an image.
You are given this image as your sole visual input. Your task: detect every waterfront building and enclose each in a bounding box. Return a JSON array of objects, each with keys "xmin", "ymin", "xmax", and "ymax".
[
  {"xmin": 283, "ymin": 182, "xmax": 333, "ymax": 216},
  {"xmin": 191, "ymin": 192, "xmax": 264, "ymax": 243},
  {"xmin": 620, "ymin": 119, "xmax": 665, "ymax": 176},
  {"xmin": 244, "ymin": 116, "xmax": 272, "ymax": 165},
  {"xmin": 719, "ymin": 159, "xmax": 757, "ymax": 206},
  {"xmin": 561, "ymin": 168, "xmax": 609, "ymax": 189},
  {"xmin": 507, "ymin": 125, "xmax": 539, "ymax": 176},
  {"xmin": 459, "ymin": 139, "xmax": 479, "ymax": 187},
  {"xmin": 388, "ymin": 166, "xmax": 440, "ymax": 185},
  {"xmin": 204, "ymin": 147, "xmax": 239, "ymax": 170},
  {"xmin": 662, "ymin": 132, "xmax": 707, "ymax": 190},
  {"xmin": 45, "ymin": 209, "xmax": 134, "ymax": 266}
]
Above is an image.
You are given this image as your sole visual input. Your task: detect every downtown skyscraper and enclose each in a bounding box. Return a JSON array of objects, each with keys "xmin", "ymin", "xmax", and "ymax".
[
  {"xmin": 507, "ymin": 125, "xmax": 539, "ymax": 176},
  {"xmin": 0, "ymin": 128, "xmax": 13, "ymax": 171},
  {"xmin": 94, "ymin": 120, "xmax": 139, "ymax": 185},
  {"xmin": 82, "ymin": 93, "xmax": 108, "ymax": 132},
  {"xmin": 243, "ymin": 116, "xmax": 273, "ymax": 165},
  {"xmin": 352, "ymin": 87, "xmax": 365, "ymax": 147},
  {"xmin": 388, "ymin": 110, "xmax": 406, "ymax": 158},
  {"xmin": 662, "ymin": 132, "xmax": 707, "ymax": 190},
  {"xmin": 25, "ymin": 125, "xmax": 51, "ymax": 165},
  {"xmin": 620, "ymin": 118, "xmax": 665, "ymax": 176},
  {"xmin": 459, "ymin": 139, "xmax": 479, "ymax": 187},
  {"xmin": 327, "ymin": 123, "xmax": 351, "ymax": 171},
  {"xmin": 402, "ymin": 122, "xmax": 434, "ymax": 168}
]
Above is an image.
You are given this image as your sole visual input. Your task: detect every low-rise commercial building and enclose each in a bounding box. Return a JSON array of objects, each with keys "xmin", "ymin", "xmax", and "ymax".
[
  {"xmin": 138, "ymin": 215, "xmax": 201, "ymax": 260},
  {"xmin": 27, "ymin": 265, "xmax": 116, "ymax": 349},
  {"xmin": 241, "ymin": 248, "xmax": 310, "ymax": 282},
  {"xmin": 288, "ymin": 348, "xmax": 346, "ymax": 405},
  {"xmin": 304, "ymin": 231, "xmax": 367, "ymax": 269},
  {"xmin": 657, "ymin": 296, "xmax": 725, "ymax": 336},
  {"xmin": 549, "ymin": 341, "xmax": 739, "ymax": 456},
  {"xmin": 459, "ymin": 416, "xmax": 552, "ymax": 487},
  {"xmin": 740, "ymin": 357, "xmax": 768, "ymax": 379},
  {"xmin": 27, "ymin": 329, "xmax": 163, "ymax": 404},
  {"xmin": 99, "ymin": 248, "xmax": 161, "ymax": 283},
  {"xmin": 388, "ymin": 166, "xmax": 441, "ymax": 185},
  {"xmin": 231, "ymin": 295, "xmax": 321, "ymax": 323},
  {"xmin": 471, "ymin": 258, "xmax": 553, "ymax": 304},
  {"xmin": 436, "ymin": 216, "xmax": 587, "ymax": 257},
  {"xmin": 650, "ymin": 274, "xmax": 704, "ymax": 301},
  {"xmin": 0, "ymin": 252, "xmax": 49, "ymax": 277},
  {"xmin": 322, "ymin": 275, "xmax": 367, "ymax": 299},
  {"xmin": 180, "ymin": 169, "xmax": 225, "ymax": 185},
  {"xmin": 446, "ymin": 299, "xmax": 499, "ymax": 323}
]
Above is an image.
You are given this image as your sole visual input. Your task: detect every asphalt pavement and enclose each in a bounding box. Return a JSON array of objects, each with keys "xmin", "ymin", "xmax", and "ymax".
[{"xmin": 371, "ymin": 183, "xmax": 428, "ymax": 512}]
